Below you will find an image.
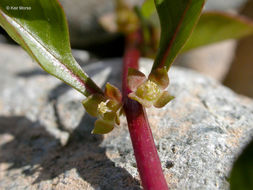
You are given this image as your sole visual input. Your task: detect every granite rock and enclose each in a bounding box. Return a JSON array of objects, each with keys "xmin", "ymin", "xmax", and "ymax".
[
  {"xmin": 58, "ymin": 0, "xmax": 115, "ymax": 47},
  {"xmin": 223, "ymin": 0, "xmax": 253, "ymax": 98},
  {"xmin": 176, "ymin": 40, "xmax": 237, "ymax": 81},
  {"xmin": 176, "ymin": 0, "xmax": 248, "ymax": 82},
  {"xmin": 0, "ymin": 44, "xmax": 253, "ymax": 189},
  {"xmin": 205, "ymin": 0, "xmax": 247, "ymax": 11}
]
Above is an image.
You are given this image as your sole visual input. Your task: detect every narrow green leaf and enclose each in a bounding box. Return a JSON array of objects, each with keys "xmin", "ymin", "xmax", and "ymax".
[
  {"xmin": 230, "ymin": 140, "xmax": 253, "ymax": 190},
  {"xmin": 141, "ymin": 0, "xmax": 156, "ymax": 18},
  {"xmin": 0, "ymin": 0, "xmax": 102, "ymax": 96},
  {"xmin": 183, "ymin": 11, "xmax": 253, "ymax": 52},
  {"xmin": 152, "ymin": 0, "xmax": 205, "ymax": 71}
]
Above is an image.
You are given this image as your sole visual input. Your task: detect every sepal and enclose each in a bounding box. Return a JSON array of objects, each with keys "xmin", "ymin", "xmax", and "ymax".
[
  {"xmin": 105, "ymin": 83, "xmax": 122, "ymax": 103},
  {"xmin": 92, "ymin": 119, "xmax": 114, "ymax": 134},
  {"xmin": 82, "ymin": 94, "xmax": 105, "ymax": 117},
  {"xmin": 127, "ymin": 68, "xmax": 147, "ymax": 91},
  {"xmin": 154, "ymin": 91, "xmax": 174, "ymax": 108},
  {"xmin": 127, "ymin": 68, "xmax": 173, "ymax": 108}
]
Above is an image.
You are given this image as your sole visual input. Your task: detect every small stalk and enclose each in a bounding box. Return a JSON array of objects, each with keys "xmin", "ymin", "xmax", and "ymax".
[{"xmin": 122, "ymin": 31, "xmax": 169, "ymax": 190}]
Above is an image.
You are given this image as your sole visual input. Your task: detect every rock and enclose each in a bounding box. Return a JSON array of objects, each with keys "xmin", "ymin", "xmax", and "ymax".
[
  {"xmin": 1, "ymin": 44, "xmax": 253, "ymax": 189},
  {"xmin": 58, "ymin": 0, "xmax": 115, "ymax": 47},
  {"xmin": 0, "ymin": 34, "xmax": 9, "ymax": 43},
  {"xmin": 0, "ymin": 44, "xmax": 91, "ymax": 145},
  {"xmin": 223, "ymin": 0, "xmax": 253, "ymax": 98},
  {"xmin": 179, "ymin": 0, "xmax": 249, "ymax": 82},
  {"xmin": 205, "ymin": 0, "xmax": 247, "ymax": 11},
  {"xmin": 58, "ymin": 0, "xmax": 246, "ymax": 48},
  {"xmin": 176, "ymin": 40, "xmax": 237, "ymax": 81},
  {"xmin": 58, "ymin": 0, "xmax": 142, "ymax": 48},
  {"xmin": 176, "ymin": 0, "xmax": 250, "ymax": 82}
]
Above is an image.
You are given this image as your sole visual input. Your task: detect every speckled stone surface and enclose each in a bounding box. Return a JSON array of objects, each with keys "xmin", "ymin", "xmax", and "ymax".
[{"xmin": 0, "ymin": 44, "xmax": 253, "ymax": 189}]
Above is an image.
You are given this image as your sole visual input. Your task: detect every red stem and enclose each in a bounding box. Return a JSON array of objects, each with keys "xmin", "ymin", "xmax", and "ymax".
[{"xmin": 122, "ymin": 32, "xmax": 169, "ymax": 190}]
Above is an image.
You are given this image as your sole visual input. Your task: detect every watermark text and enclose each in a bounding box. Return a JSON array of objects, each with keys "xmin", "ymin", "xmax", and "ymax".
[{"xmin": 6, "ymin": 6, "xmax": 32, "ymax": 11}]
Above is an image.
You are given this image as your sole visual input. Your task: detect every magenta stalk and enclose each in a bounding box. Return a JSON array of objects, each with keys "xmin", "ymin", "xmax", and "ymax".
[{"xmin": 122, "ymin": 32, "xmax": 169, "ymax": 190}]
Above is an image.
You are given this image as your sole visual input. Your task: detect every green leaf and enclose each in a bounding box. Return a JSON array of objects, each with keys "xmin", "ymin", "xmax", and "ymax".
[
  {"xmin": 183, "ymin": 11, "xmax": 253, "ymax": 52},
  {"xmin": 141, "ymin": 0, "xmax": 156, "ymax": 18},
  {"xmin": 0, "ymin": 0, "xmax": 101, "ymax": 96},
  {"xmin": 230, "ymin": 140, "xmax": 253, "ymax": 190},
  {"xmin": 152, "ymin": 0, "xmax": 205, "ymax": 71}
]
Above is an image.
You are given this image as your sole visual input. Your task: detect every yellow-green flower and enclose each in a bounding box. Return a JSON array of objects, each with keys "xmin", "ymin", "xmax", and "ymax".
[
  {"xmin": 128, "ymin": 67, "xmax": 174, "ymax": 108},
  {"xmin": 82, "ymin": 83, "xmax": 122, "ymax": 134}
]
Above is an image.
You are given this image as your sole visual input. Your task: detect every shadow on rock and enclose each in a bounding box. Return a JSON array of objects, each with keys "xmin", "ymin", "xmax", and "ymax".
[
  {"xmin": 0, "ymin": 116, "xmax": 141, "ymax": 189},
  {"xmin": 16, "ymin": 69, "xmax": 49, "ymax": 78}
]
